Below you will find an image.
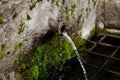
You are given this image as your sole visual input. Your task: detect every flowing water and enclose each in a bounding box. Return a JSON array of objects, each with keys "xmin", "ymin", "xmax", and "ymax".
[{"xmin": 62, "ymin": 31, "xmax": 88, "ymax": 80}]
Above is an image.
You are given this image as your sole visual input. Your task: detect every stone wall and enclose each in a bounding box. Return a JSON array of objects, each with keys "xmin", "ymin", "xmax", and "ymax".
[
  {"xmin": 97, "ymin": 0, "xmax": 120, "ymax": 29},
  {"xmin": 0, "ymin": 0, "xmax": 59, "ymax": 79},
  {"xmin": 0, "ymin": 0, "xmax": 98, "ymax": 79}
]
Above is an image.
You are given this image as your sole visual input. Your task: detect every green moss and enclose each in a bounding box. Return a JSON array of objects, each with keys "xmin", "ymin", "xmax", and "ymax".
[
  {"xmin": 65, "ymin": 4, "xmax": 76, "ymax": 20},
  {"xmin": 21, "ymin": 63, "xmax": 26, "ymax": 70},
  {"xmin": 29, "ymin": 0, "xmax": 42, "ymax": 10},
  {"xmin": 0, "ymin": 13, "xmax": 4, "ymax": 24},
  {"xmin": 0, "ymin": 44, "xmax": 5, "ymax": 59},
  {"xmin": 14, "ymin": 43, "xmax": 22, "ymax": 51},
  {"xmin": 37, "ymin": 0, "xmax": 42, "ymax": 2},
  {"xmin": 69, "ymin": 0, "xmax": 73, "ymax": 3},
  {"xmin": 75, "ymin": 14, "xmax": 82, "ymax": 26},
  {"xmin": 52, "ymin": 0, "xmax": 60, "ymax": 7},
  {"xmin": 56, "ymin": 1, "xmax": 60, "ymax": 7},
  {"xmin": 0, "ymin": 50, "xmax": 4, "ymax": 59},
  {"xmin": 102, "ymin": 13, "xmax": 106, "ymax": 19},
  {"xmin": 52, "ymin": 0, "xmax": 56, "ymax": 4},
  {"xmin": 27, "ymin": 14, "xmax": 31, "ymax": 20},
  {"xmin": 18, "ymin": 21, "xmax": 26, "ymax": 34},
  {"xmin": 76, "ymin": 38, "xmax": 86, "ymax": 54},
  {"xmin": 60, "ymin": 40, "xmax": 74, "ymax": 59},
  {"xmin": 1, "ymin": 44, "xmax": 5, "ymax": 51},
  {"xmin": 88, "ymin": 28, "xmax": 109, "ymax": 40},
  {"xmin": 29, "ymin": 2, "xmax": 36, "ymax": 10},
  {"xmin": 92, "ymin": 0, "xmax": 96, "ymax": 6},
  {"xmin": 71, "ymin": 4, "xmax": 76, "ymax": 15},
  {"xmin": 70, "ymin": 35, "xmax": 87, "ymax": 57},
  {"xmin": 66, "ymin": 13, "xmax": 71, "ymax": 20},
  {"xmin": 21, "ymin": 33, "xmax": 88, "ymax": 80},
  {"xmin": 22, "ymin": 36, "xmax": 76, "ymax": 80},
  {"xmin": 24, "ymin": 65, "xmax": 39, "ymax": 80},
  {"xmin": 17, "ymin": 54, "xmax": 23, "ymax": 61},
  {"xmin": 88, "ymin": 29, "xmax": 96, "ymax": 40},
  {"xmin": 12, "ymin": 11, "xmax": 18, "ymax": 20}
]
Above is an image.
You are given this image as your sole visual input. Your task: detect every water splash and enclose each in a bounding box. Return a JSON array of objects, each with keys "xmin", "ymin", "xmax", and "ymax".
[
  {"xmin": 59, "ymin": 66, "xmax": 64, "ymax": 80},
  {"xmin": 62, "ymin": 31, "xmax": 88, "ymax": 80}
]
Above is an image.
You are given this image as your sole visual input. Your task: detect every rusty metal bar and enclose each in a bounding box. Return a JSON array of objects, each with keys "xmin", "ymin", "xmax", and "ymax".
[
  {"xmin": 84, "ymin": 33, "xmax": 120, "ymax": 80},
  {"xmin": 85, "ymin": 40, "xmax": 96, "ymax": 51},
  {"xmin": 91, "ymin": 49, "xmax": 119, "ymax": 80},
  {"xmin": 98, "ymin": 35, "xmax": 106, "ymax": 42},
  {"xmin": 87, "ymin": 40, "xmax": 118, "ymax": 49},
  {"xmin": 98, "ymin": 33, "xmax": 120, "ymax": 39},
  {"xmin": 86, "ymin": 50, "xmax": 120, "ymax": 61},
  {"xmin": 84, "ymin": 62, "xmax": 120, "ymax": 76},
  {"xmin": 97, "ymin": 42, "xmax": 118, "ymax": 48}
]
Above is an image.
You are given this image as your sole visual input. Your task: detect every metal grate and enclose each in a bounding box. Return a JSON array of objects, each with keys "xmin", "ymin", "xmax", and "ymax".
[{"xmin": 83, "ymin": 33, "xmax": 120, "ymax": 80}]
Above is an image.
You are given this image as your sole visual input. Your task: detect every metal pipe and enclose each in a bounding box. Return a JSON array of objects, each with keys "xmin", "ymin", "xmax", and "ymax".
[{"xmin": 48, "ymin": 17, "xmax": 67, "ymax": 35}]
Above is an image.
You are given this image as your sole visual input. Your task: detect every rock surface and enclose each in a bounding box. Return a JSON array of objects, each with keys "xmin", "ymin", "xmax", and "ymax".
[
  {"xmin": 9, "ymin": 71, "xmax": 15, "ymax": 80},
  {"xmin": 0, "ymin": 0, "xmax": 101, "ymax": 79},
  {"xmin": 0, "ymin": 0, "xmax": 58, "ymax": 79},
  {"xmin": 97, "ymin": 0, "xmax": 120, "ymax": 29}
]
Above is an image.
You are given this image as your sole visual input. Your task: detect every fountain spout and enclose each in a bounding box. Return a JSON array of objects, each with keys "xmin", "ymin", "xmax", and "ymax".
[
  {"xmin": 48, "ymin": 17, "xmax": 67, "ymax": 35},
  {"xmin": 48, "ymin": 17, "xmax": 88, "ymax": 80}
]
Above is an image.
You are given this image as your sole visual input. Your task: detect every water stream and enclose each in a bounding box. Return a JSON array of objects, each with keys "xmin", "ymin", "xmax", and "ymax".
[{"xmin": 62, "ymin": 31, "xmax": 88, "ymax": 80}]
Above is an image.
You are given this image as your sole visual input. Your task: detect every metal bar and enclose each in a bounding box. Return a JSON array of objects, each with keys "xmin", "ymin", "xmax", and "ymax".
[
  {"xmin": 84, "ymin": 33, "xmax": 120, "ymax": 80},
  {"xmin": 84, "ymin": 63, "xmax": 120, "ymax": 76},
  {"xmin": 98, "ymin": 33, "xmax": 120, "ymax": 39},
  {"xmin": 98, "ymin": 35, "xmax": 106, "ymax": 42},
  {"xmin": 87, "ymin": 40, "xmax": 118, "ymax": 48},
  {"xmin": 86, "ymin": 51, "xmax": 120, "ymax": 61},
  {"xmin": 91, "ymin": 49, "xmax": 118, "ymax": 80},
  {"xmin": 98, "ymin": 42, "xmax": 118, "ymax": 48},
  {"xmin": 85, "ymin": 40, "xmax": 97, "ymax": 51}
]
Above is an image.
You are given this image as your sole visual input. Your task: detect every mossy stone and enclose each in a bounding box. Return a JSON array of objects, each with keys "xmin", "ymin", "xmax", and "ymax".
[
  {"xmin": 0, "ymin": 50, "xmax": 4, "ymax": 59},
  {"xmin": 0, "ymin": 13, "xmax": 4, "ymax": 24}
]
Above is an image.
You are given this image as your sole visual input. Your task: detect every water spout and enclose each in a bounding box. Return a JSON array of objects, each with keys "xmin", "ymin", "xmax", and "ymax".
[
  {"xmin": 48, "ymin": 17, "xmax": 88, "ymax": 80},
  {"xmin": 48, "ymin": 17, "xmax": 67, "ymax": 35}
]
